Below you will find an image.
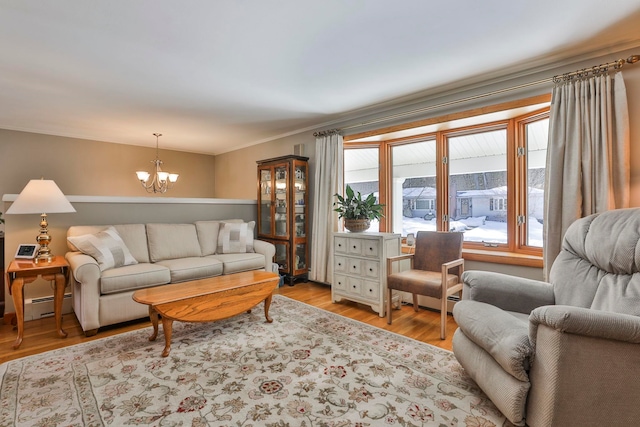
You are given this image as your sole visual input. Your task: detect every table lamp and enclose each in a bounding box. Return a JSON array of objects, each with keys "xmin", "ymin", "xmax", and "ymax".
[{"xmin": 5, "ymin": 179, "xmax": 76, "ymax": 262}]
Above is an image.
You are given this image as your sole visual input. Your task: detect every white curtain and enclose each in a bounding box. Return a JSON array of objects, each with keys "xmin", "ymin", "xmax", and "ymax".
[
  {"xmin": 543, "ymin": 72, "xmax": 630, "ymax": 278},
  {"xmin": 309, "ymin": 132, "xmax": 343, "ymax": 283}
]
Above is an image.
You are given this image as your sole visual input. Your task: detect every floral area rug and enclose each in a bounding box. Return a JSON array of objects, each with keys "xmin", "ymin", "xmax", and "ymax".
[{"xmin": 0, "ymin": 295, "xmax": 509, "ymax": 427}]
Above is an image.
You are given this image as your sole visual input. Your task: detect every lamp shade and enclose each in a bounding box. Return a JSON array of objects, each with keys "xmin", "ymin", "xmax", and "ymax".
[{"xmin": 6, "ymin": 179, "xmax": 76, "ymax": 214}]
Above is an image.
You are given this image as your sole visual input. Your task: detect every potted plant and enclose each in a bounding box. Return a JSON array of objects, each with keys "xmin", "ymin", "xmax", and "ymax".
[{"xmin": 333, "ymin": 185, "xmax": 384, "ymax": 232}]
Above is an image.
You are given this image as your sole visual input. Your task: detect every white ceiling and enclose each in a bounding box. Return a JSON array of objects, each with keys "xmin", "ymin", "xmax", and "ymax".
[{"xmin": 1, "ymin": 1, "xmax": 639, "ymax": 155}]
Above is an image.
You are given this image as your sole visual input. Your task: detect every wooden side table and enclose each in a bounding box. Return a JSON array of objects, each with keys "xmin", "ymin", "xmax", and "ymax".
[{"xmin": 6, "ymin": 255, "xmax": 69, "ymax": 349}]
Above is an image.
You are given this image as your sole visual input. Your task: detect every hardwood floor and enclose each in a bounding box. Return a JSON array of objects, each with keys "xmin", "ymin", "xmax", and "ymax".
[{"xmin": 0, "ymin": 281, "xmax": 456, "ymax": 364}]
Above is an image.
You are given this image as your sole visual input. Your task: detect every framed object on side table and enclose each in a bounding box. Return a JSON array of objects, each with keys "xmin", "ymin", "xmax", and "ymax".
[{"xmin": 257, "ymin": 155, "xmax": 309, "ymax": 285}]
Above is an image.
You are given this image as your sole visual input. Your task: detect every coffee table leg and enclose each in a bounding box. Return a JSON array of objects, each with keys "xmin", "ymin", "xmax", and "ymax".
[
  {"xmin": 264, "ymin": 293, "xmax": 274, "ymax": 323},
  {"xmin": 148, "ymin": 306, "xmax": 159, "ymax": 341},
  {"xmin": 161, "ymin": 317, "xmax": 174, "ymax": 357}
]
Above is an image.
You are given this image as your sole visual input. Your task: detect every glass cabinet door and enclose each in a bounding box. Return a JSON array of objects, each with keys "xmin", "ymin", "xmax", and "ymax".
[
  {"xmin": 274, "ymin": 242, "xmax": 289, "ymax": 271},
  {"xmin": 274, "ymin": 165, "xmax": 288, "ymax": 237},
  {"xmin": 293, "ymin": 163, "xmax": 306, "ymax": 238},
  {"xmin": 295, "ymin": 243, "xmax": 306, "ymax": 271},
  {"xmin": 259, "ymin": 168, "xmax": 272, "ymax": 235}
]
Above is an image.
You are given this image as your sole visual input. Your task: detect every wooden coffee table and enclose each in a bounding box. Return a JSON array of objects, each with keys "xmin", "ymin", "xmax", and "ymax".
[{"xmin": 132, "ymin": 270, "xmax": 279, "ymax": 357}]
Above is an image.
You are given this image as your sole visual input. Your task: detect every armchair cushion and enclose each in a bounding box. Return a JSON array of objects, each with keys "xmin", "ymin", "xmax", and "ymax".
[
  {"xmin": 387, "ymin": 269, "xmax": 459, "ymax": 298},
  {"xmin": 453, "ymin": 300, "xmax": 532, "ymax": 381}
]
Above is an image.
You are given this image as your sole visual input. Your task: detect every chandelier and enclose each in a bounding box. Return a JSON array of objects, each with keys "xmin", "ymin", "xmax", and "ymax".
[{"xmin": 135, "ymin": 133, "xmax": 179, "ymax": 193}]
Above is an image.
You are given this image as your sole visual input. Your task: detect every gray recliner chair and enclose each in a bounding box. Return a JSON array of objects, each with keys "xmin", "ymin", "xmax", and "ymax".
[{"xmin": 452, "ymin": 208, "xmax": 640, "ymax": 427}]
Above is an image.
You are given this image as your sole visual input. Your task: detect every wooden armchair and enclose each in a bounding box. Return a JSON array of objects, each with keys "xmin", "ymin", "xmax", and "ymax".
[{"xmin": 386, "ymin": 231, "xmax": 464, "ymax": 339}]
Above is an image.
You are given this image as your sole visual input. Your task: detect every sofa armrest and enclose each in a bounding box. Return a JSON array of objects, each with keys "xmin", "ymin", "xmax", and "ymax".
[
  {"xmin": 462, "ymin": 270, "xmax": 555, "ymax": 314},
  {"xmin": 253, "ymin": 239, "xmax": 276, "ymax": 270},
  {"xmin": 65, "ymin": 251, "xmax": 102, "ymax": 332},
  {"xmin": 66, "ymin": 251, "xmax": 100, "ymax": 282},
  {"xmin": 527, "ymin": 305, "xmax": 640, "ymax": 426}
]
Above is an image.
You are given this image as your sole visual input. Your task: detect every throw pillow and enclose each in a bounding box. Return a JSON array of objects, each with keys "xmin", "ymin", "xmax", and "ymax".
[
  {"xmin": 67, "ymin": 226, "xmax": 138, "ymax": 271},
  {"xmin": 217, "ymin": 221, "xmax": 255, "ymax": 254}
]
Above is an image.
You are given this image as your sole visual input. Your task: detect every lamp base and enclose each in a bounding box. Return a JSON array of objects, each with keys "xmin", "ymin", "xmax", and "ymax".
[{"xmin": 35, "ymin": 213, "xmax": 54, "ymax": 262}]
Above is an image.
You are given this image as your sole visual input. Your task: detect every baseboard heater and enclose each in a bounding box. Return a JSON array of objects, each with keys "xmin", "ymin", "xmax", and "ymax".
[{"xmin": 24, "ymin": 292, "xmax": 72, "ymax": 320}]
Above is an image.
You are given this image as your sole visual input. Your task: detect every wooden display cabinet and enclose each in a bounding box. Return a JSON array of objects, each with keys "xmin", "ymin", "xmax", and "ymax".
[{"xmin": 257, "ymin": 155, "xmax": 309, "ymax": 285}]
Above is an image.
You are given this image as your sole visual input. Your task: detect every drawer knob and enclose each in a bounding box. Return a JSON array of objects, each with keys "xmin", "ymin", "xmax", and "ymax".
[{"xmin": 369, "ymin": 268, "xmax": 373, "ymax": 272}]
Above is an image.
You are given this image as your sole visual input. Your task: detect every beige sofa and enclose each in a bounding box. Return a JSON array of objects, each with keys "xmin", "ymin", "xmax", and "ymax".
[{"xmin": 65, "ymin": 220, "xmax": 275, "ymax": 335}]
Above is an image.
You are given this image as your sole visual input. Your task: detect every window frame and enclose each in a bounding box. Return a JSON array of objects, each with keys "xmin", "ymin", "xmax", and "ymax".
[{"xmin": 343, "ymin": 95, "xmax": 551, "ymax": 267}]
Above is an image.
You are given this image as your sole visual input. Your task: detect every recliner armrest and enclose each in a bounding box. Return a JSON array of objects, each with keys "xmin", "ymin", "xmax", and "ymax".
[
  {"xmin": 529, "ymin": 305, "xmax": 640, "ymax": 347},
  {"xmin": 527, "ymin": 305, "xmax": 640, "ymax": 426},
  {"xmin": 462, "ymin": 270, "xmax": 554, "ymax": 314}
]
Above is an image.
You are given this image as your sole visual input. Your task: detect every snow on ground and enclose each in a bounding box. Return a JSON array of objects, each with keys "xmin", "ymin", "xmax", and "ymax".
[{"xmin": 397, "ymin": 216, "xmax": 543, "ymax": 247}]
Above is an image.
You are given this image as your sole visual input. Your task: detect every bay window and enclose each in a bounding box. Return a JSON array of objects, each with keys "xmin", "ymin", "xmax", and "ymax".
[{"xmin": 343, "ymin": 96, "xmax": 550, "ymax": 264}]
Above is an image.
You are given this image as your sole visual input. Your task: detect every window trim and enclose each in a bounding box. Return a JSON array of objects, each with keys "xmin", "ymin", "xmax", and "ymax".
[{"xmin": 344, "ymin": 94, "xmax": 551, "ymax": 266}]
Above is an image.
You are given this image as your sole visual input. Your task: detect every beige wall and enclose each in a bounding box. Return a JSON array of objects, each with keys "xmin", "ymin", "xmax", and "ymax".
[{"xmin": 0, "ymin": 130, "xmax": 217, "ymax": 203}]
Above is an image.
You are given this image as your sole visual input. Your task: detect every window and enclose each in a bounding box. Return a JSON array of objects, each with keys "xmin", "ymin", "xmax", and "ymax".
[
  {"xmin": 490, "ymin": 198, "xmax": 507, "ymax": 211},
  {"xmin": 391, "ymin": 139, "xmax": 437, "ymax": 235},
  {"xmin": 344, "ymin": 146, "xmax": 381, "ymax": 232},
  {"xmin": 343, "ymin": 95, "xmax": 550, "ymax": 263}
]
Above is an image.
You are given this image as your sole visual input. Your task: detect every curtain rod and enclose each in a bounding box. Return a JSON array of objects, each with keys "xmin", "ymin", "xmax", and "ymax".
[{"xmin": 318, "ymin": 54, "xmax": 639, "ymax": 135}]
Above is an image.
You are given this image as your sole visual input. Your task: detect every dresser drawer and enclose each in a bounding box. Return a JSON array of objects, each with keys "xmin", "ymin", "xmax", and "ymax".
[
  {"xmin": 363, "ymin": 260, "xmax": 379, "ymax": 278},
  {"xmin": 346, "ymin": 277, "xmax": 362, "ymax": 295},
  {"xmin": 334, "ymin": 237, "xmax": 348, "ymax": 254},
  {"xmin": 361, "ymin": 280, "xmax": 380, "ymax": 301},
  {"xmin": 334, "ymin": 256, "xmax": 347, "ymax": 273},
  {"xmin": 361, "ymin": 239, "xmax": 380, "ymax": 258},
  {"xmin": 347, "ymin": 258, "xmax": 362, "ymax": 275},
  {"xmin": 333, "ymin": 274, "xmax": 348, "ymax": 291},
  {"xmin": 347, "ymin": 238, "xmax": 362, "ymax": 256}
]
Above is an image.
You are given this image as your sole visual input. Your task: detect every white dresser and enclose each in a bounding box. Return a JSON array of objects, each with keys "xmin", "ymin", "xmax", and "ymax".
[{"xmin": 332, "ymin": 232, "xmax": 401, "ymax": 317}]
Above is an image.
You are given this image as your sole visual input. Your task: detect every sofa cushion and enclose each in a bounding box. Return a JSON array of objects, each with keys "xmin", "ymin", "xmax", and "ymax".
[
  {"xmin": 209, "ymin": 253, "xmax": 265, "ymax": 274},
  {"xmin": 217, "ymin": 221, "xmax": 255, "ymax": 253},
  {"xmin": 195, "ymin": 220, "xmax": 221, "ymax": 256},
  {"xmin": 453, "ymin": 300, "xmax": 533, "ymax": 382},
  {"xmin": 112, "ymin": 224, "xmax": 151, "ymax": 263},
  {"xmin": 67, "ymin": 227, "xmax": 138, "ymax": 272},
  {"xmin": 100, "ymin": 263, "xmax": 171, "ymax": 294},
  {"xmin": 147, "ymin": 223, "xmax": 202, "ymax": 262},
  {"xmin": 155, "ymin": 257, "xmax": 223, "ymax": 283},
  {"xmin": 68, "ymin": 224, "xmax": 150, "ymax": 263}
]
